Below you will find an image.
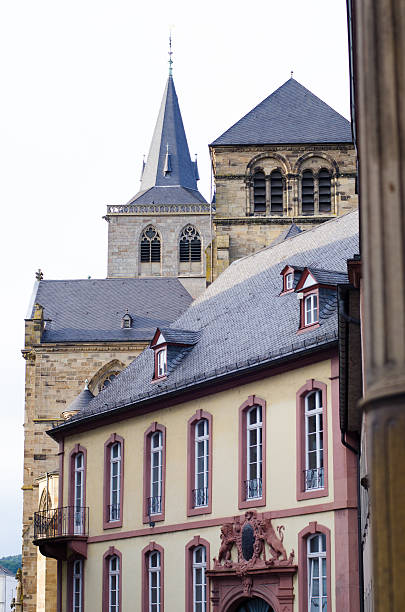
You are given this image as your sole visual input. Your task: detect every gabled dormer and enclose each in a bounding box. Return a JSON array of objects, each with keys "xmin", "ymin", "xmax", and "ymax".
[
  {"xmin": 294, "ymin": 267, "xmax": 348, "ymax": 332},
  {"xmin": 150, "ymin": 327, "xmax": 200, "ymax": 381},
  {"xmin": 280, "ymin": 265, "xmax": 303, "ymax": 294}
]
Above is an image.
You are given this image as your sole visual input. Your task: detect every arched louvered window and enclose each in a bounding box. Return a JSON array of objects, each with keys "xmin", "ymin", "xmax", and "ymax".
[
  {"xmin": 318, "ymin": 168, "xmax": 332, "ymax": 212},
  {"xmin": 179, "ymin": 225, "xmax": 201, "ymax": 262},
  {"xmin": 270, "ymin": 170, "xmax": 283, "ymax": 213},
  {"xmin": 253, "ymin": 171, "xmax": 266, "ymax": 213},
  {"xmin": 301, "ymin": 170, "xmax": 314, "ymax": 214},
  {"xmin": 140, "ymin": 226, "xmax": 161, "ymax": 263}
]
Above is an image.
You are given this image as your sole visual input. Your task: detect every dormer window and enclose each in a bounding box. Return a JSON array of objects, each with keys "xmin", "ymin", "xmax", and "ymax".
[
  {"xmin": 280, "ymin": 265, "xmax": 297, "ymax": 294},
  {"xmin": 286, "ymin": 273, "xmax": 294, "ymax": 291},
  {"xmin": 156, "ymin": 348, "xmax": 167, "ymax": 378},
  {"xmin": 121, "ymin": 311, "xmax": 132, "ymax": 329},
  {"xmin": 304, "ymin": 294, "xmax": 318, "ymax": 326}
]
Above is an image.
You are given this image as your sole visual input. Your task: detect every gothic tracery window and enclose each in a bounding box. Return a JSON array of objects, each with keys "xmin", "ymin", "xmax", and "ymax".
[
  {"xmin": 140, "ymin": 226, "xmax": 161, "ymax": 263},
  {"xmin": 179, "ymin": 225, "xmax": 201, "ymax": 263}
]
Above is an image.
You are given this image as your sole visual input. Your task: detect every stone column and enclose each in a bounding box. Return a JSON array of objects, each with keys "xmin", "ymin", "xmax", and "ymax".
[{"xmin": 354, "ymin": 0, "xmax": 405, "ymax": 610}]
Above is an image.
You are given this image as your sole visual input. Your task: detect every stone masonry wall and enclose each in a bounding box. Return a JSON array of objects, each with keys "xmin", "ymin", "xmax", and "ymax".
[
  {"xmin": 210, "ymin": 143, "xmax": 358, "ymax": 280},
  {"xmin": 22, "ymin": 318, "xmax": 147, "ymax": 612},
  {"xmin": 106, "ymin": 213, "xmax": 211, "ymax": 290}
]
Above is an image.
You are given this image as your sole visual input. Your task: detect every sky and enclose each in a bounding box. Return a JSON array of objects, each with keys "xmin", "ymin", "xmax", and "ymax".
[{"xmin": 0, "ymin": 0, "xmax": 351, "ymax": 556}]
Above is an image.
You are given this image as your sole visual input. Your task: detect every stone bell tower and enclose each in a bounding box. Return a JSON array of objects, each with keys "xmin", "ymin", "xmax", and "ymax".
[{"xmin": 106, "ymin": 66, "xmax": 211, "ymax": 298}]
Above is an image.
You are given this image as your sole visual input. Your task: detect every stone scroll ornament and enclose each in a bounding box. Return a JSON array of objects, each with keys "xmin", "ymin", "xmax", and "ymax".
[{"xmin": 214, "ymin": 510, "xmax": 294, "ymax": 577}]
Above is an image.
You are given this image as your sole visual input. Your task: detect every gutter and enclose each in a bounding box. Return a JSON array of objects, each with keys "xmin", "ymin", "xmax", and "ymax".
[{"xmin": 48, "ymin": 336, "xmax": 338, "ymax": 440}]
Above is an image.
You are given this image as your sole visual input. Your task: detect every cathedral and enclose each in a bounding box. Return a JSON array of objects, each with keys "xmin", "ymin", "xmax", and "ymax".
[{"xmin": 22, "ymin": 63, "xmax": 359, "ymax": 612}]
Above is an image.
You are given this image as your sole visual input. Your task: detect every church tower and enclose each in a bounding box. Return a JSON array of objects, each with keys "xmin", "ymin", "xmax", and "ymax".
[
  {"xmin": 209, "ymin": 77, "xmax": 358, "ymax": 280},
  {"xmin": 106, "ymin": 70, "xmax": 211, "ymax": 298}
]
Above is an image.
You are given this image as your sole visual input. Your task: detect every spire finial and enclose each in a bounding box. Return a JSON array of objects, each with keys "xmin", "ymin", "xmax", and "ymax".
[
  {"xmin": 168, "ymin": 32, "xmax": 173, "ymax": 76},
  {"xmin": 290, "ymin": 70, "xmax": 294, "ymax": 79}
]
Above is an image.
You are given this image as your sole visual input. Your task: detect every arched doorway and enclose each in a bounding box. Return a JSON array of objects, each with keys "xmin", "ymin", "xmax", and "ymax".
[{"xmin": 235, "ymin": 598, "xmax": 273, "ymax": 612}]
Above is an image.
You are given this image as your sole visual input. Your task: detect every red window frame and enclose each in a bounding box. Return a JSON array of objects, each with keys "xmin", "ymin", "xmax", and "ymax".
[
  {"xmin": 68, "ymin": 444, "xmax": 87, "ymax": 509},
  {"xmin": 238, "ymin": 395, "xmax": 267, "ymax": 509},
  {"xmin": 103, "ymin": 434, "xmax": 124, "ymax": 529},
  {"xmin": 298, "ymin": 289, "xmax": 320, "ymax": 332},
  {"xmin": 185, "ymin": 536, "xmax": 211, "ymax": 612},
  {"xmin": 142, "ymin": 542, "xmax": 164, "ymax": 612},
  {"xmin": 187, "ymin": 410, "xmax": 213, "ymax": 517},
  {"xmin": 102, "ymin": 547, "xmax": 122, "ymax": 612},
  {"xmin": 143, "ymin": 423, "xmax": 166, "ymax": 524},
  {"xmin": 296, "ymin": 380, "xmax": 329, "ymax": 501},
  {"xmin": 67, "ymin": 557, "xmax": 85, "ymax": 612},
  {"xmin": 298, "ymin": 522, "xmax": 331, "ymax": 612},
  {"xmin": 280, "ymin": 265, "xmax": 295, "ymax": 294}
]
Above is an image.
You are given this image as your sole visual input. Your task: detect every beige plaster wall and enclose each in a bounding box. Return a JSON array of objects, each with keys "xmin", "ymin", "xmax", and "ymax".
[
  {"xmin": 60, "ymin": 512, "xmax": 336, "ymax": 612},
  {"xmin": 62, "ymin": 358, "xmax": 334, "ymax": 533}
]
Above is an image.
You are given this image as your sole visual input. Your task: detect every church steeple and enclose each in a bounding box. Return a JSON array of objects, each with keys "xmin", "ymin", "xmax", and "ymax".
[{"xmin": 127, "ymin": 75, "xmax": 206, "ymax": 205}]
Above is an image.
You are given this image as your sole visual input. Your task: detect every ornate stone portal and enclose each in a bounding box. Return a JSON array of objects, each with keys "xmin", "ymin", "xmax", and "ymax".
[{"xmin": 207, "ymin": 511, "xmax": 297, "ymax": 612}]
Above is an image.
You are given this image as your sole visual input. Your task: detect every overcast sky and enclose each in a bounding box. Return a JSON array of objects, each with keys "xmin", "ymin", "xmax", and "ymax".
[{"xmin": 0, "ymin": 0, "xmax": 351, "ymax": 556}]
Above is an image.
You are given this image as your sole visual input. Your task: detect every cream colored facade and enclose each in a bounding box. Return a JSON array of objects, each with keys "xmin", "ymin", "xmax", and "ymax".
[{"xmin": 52, "ymin": 355, "xmax": 358, "ymax": 611}]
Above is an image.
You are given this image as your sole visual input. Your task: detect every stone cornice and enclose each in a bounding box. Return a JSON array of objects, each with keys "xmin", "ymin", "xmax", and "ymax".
[
  {"xmin": 214, "ymin": 216, "xmax": 335, "ymax": 226},
  {"xmin": 210, "ymin": 143, "xmax": 355, "ymax": 154},
  {"xmin": 28, "ymin": 342, "xmax": 148, "ymax": 354}
]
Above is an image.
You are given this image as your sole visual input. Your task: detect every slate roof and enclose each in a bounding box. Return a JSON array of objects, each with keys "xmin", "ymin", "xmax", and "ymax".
[
  {"xmin": 30, "ymin": 278, "xmax": 193, "ymax": 343},
  {"xmin": 305, "ymin": 268, "xmax": 349, "ymax": 286},
  {"xmin": 155, "ymin": 328, "xmax": 201, "ymax": 346},
  {"xmin": 127, "ymin": 76, "xmax": 207, "ymax": 205},
  {"xmin": 211, "ymin": 78, "xmax": 352, "ymax": 146},
  {"xmin": 67, "ymin": 386, "xmax": 94, "ymax": 412},
  {"xmin": 50, "ymin": 211, "xmax": 359, "ymax": 435},
  {"xmin": 270, "ymin": 223, "xmax": 302, "ymax": 247}
]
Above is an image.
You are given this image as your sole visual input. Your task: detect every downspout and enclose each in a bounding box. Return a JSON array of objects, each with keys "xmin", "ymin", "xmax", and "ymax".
[{"xmin": 340, "ymin": 288, "xmax": 364, "ymax": 612}]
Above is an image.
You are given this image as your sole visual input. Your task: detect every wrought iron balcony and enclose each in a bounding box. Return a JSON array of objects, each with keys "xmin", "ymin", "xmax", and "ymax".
[
  {"xmin": 148, "ymin": 496, "xmax": 162, "ymax": 516},
  {"xmin": 245, "ymin": 478, "xmax": 262, "ymax": 500},
  {"xmin": 304, "ymin": 467, "xmax": 324, "ymax": 491},
  {"xmin": 108, "ymin": 503, "xmax": 120, "ymax": 522},
  {"xmin": 34, "ymin": 506, "xmax": 89, "ymax": 540},
  {"xmin": 192, "ymin": 487, "xmax": 209, "ymax": 508}
]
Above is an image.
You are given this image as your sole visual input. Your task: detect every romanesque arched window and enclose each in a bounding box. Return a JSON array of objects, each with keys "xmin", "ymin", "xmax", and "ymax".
[
  {"xmin": 301, "ymin": 170, "xmax": 314, "ymax": 214},
  {"xmin": 179, "ymin": 225, "xmax": 201, "ymax": 263},
  {"xmin": 140, "ymin": 226, "xmax": 161, "ymax": 263},
  {"xmin": 270, "ymin": 170, "xmax": 283, "ymax": 213},
  {"xmin": 253, "ymin": 171, "xmax": 266, "ymax": 213},
  {"xmin": 318, "ymin": 168, "xmax": 332, "ymax": 212}
]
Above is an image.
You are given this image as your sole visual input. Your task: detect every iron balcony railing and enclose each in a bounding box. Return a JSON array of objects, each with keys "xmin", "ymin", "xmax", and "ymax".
[
  {"xmin": 148, "ymin": 496, "xmax": 162, "ymax": 516},
  {"xmin": 108, "ymin": 504, "xmax": 120, "ymax": 522},
  {"xmin": 304, "ymin": 467, "xmax": 324, "ymax": 491},
  {"xmin": 245, "ymin": 478, "xmax": 262, "ymax": 500},
  {"xmin": 192, "ymin": 487, "xmax": 209, "ymax": 508},
  {"xmin": 33, "ymin": 506, "xmax": 89, "ymax": 540}
]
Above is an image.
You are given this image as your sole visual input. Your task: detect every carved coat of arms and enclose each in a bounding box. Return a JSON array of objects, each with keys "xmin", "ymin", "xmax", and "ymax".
[{"xmin": 214, "ymin": 510, "xmax": 294, "ymax": 577}]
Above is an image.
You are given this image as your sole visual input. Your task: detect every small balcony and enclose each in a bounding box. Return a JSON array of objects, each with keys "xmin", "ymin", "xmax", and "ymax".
[
  {"xmin": 33, "ymin": 506, "xmax": 89, "ymax": 560},
  {"xmin": 245, "ymin": 478, "xmax": 262, "ymax": 500},
  {"xmin": 304, "ymin": 467, "xmax": 324, "ymax": 491},
  {"xmin": 192, "ymin": 487, "xmax": 209, "ymax": 508}
]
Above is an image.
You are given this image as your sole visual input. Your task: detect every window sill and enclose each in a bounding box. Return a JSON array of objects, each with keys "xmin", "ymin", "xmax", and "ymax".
[
  {"xmin": 297, "ymin": 322, "xmax": 320, "ymax": 334},
  {"xmin": 187, "ymin": 504, "xmax": 211, "ymax": 517},
  {"xmin": 142, "ymin": 512, "xmax": 165, "ymax": 524},
  {"xmin": 239, "ymin": 496, "xmax": 266, "ymax": 510},
  {"xmin": 103, "ymin": 519, "xmax": 123, "ymax": 530},
  {"xmin": 297, "ymin": 488, "xmax": 328, "ymax": 501}
]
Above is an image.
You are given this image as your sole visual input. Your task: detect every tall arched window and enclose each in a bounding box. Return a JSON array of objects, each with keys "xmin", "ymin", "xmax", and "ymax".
[
  {"xmin": 179, "ymin": 226, "xmax": 201, "ymax": 263},
  {"xmin": 110, "ymin": 442, "xmax": 121, "ymax": 521},
  {"xmin": 301, "ymin": 170, "xmax": 314, "ymax": 214},
  {"xmin": 143, "ymin": 424, "xmax": 166, "ymax": 523},
  {"xmin": 307, "ymin": 533, "xmax": 327, "ymax": 610},
  {"xmin": 150, "ymin": 431, "xmax": 163, "ymax": 516},
  {"xmin": 192, "ymin": 546, "xmax": 207, "ymax": 612},
  {"xmin": 270, "ymin": 170, "xmax": 283, "ymax": 213},
  {"xmin": 194, "ymin": 419, "xmax": 209, "ymax": 508},
  {"xmin": 103, "ymin": 434, "xmax": 124, "ymax": 528},
  {"xmin": 246, "ymin": 405, "xmax": 263, "ymax": 500},
  {"xmin": 140, "ymin": 226, "xmax": 161, "ymax": 263},
  {"xmin": 102, "ymin": 548, "xmax": 122, "ymax": 612},
  {"xmin": 74, "ymin": 453, "xmax": 85, "ymax": 534},
  {"xmin": 304, "ymin": 390, "xmax": 324, "ymax": 490},
  {"xmin": 72, "ymin": 559, "xmax": 83, "ymax": 612},
  {"xmin": 253, "ymin": 171, "xmax": 266, "ymax": 213},
  {"xmin": 318, "ymin": 168, "xmax": 331, "ymax": 212}
]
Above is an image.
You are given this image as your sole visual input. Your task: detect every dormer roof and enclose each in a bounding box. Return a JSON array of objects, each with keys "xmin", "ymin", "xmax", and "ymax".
[
  {"xmin": 211, "ymin": 78, "xmax": 352, "ymax": 146},
  {"xmin": 295, "ymin": 267, "xmax": 349, "ymax": 291},
  {"xmin": 151, "ymin": 327, "xmax": 200, "ymax": 348}
]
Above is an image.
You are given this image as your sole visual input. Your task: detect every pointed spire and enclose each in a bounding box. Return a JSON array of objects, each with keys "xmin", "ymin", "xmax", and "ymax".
[
  {"xmin": 163, "ymin": 144, "xmax": 172, "ymax": 175},
  {"xmin": 168, "ymin": 32, "xmax": 173, "ymax": 76},
  {"xmin": 193, "ymin": 154, "xmax": 200, "ymax": 181},
  {"xmin": 139, "ymin": 76, "xmax": 200, "ymax": 193}
]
